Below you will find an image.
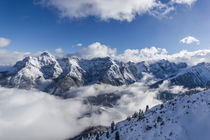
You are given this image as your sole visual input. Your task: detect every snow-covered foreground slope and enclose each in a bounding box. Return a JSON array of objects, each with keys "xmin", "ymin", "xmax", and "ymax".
[{"xmin": 90, "ymin": 89, "xmax": 210, "ymax": 140}]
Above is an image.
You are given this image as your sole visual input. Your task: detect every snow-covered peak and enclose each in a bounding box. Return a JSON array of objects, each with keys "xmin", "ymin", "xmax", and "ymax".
[
  {"xmin": 40, "ymin": 51, "xmax": 52, "ymax": 57},
  {"xmin": 0, "ymin": 52, "xmax": 63, "ymax": 90},
  {"xmin": 13, "ymin": 51, "xmax": 63, "ymax": 79},
  {"xmin": 38, "ymin": 51, "xmax": 58, "ymax": 66},
  {"xmin": 12, "ymin": 51, "xmax": 58, "ymax": 71}
]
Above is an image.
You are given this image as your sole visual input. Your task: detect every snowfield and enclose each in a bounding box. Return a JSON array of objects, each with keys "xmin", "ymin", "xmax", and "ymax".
[{"xmin": 90, "ymin": 89, "xmax": 210, "ymax": 140}]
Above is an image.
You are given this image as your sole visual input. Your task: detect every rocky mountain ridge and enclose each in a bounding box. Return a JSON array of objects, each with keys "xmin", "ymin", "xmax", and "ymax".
[{"xmin": 1, "ymin": 51, "xmax": 210, "ymax": 97}]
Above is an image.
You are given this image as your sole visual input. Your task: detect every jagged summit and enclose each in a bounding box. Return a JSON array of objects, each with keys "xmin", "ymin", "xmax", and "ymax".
[
  {"xmin": 40, "ymin": 51, "xmax": 51, "ymax": 56},
  {"xmin": 0, "ymin": 52, "xmax": 63, "ymax": 89}
]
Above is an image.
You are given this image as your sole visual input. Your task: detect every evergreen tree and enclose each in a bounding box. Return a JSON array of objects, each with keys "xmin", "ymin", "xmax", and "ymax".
[
  {"xmin": 160, "ymin": 104, "xmax": 164, "ymax": 109},
  {"xmin": 106, "ymin": 131, "xmax": 109, "ymax": 138},
  {"xmin": 139, "ymin": 109, "xmax": 143, "ymax": 116},
  {"xmin": 145, "ymin": 105, "xmax": 149, "ymax": 112},
  {"xmin": 138, "ymin": 109, "xmax": 144, "ymax": 119},
  {"xmin": 111, "ymin": 121, "xmax": 115, "ymax": 133},
  {"xmin": 132, "ymin": 112, "xmax": 138, "ymax": 118},
  {"xmin": 126, "ymin": 116, "xmax": 131, "ymax": 121},
  {"xmin": 96, "ymin": 134, "xmax": 100, "ymax": 140},
  {"xmin": 115, "ymin": 131, "xmax": 120, "ymax": 140}
]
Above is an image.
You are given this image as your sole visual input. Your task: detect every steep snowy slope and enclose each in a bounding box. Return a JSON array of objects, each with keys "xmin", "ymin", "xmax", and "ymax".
[
  {"xmin": 170, "ymin": 62, "xmax": 210, "ymax": 88},
  {"xmin": 90, "ymin": 89, "xmax": 210, "ymax": 140},
  {"xmin": 48, "ymin": 57, "xmax": 85, "ymax": 94},
  {"xmin": 148, "ymin": 59, "xmax": 187, "ymax": 79}
]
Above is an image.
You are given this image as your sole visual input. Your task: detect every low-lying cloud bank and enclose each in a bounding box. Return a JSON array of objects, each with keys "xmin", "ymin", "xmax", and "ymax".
[
  {"xmin": 0, "ymin": 87, "xmax": 88, "ymax": 140},
  {"xmin": 0, "ymin": 73, "xmax": 190, "ymax": 139}
]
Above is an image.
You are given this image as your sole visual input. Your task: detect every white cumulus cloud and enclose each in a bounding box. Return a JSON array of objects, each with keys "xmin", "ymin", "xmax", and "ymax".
[
  {"xmin": 0, "ymin": 50, "xmax": 29, "ymax": 66},
  {"xmin": 0, "ymin": 50, "xmax": 43, "ymax": 69},
  {"xmin": 117, "ymin": 47, "xmax": 168, "ymax": 62},
  {"xmin": 68, "ymin": 42, "xmax": 210, "ymax": 66},
  {"xmin": 55, "ymin": 48, "xmax": 65, "ymax": 58},
  {"xmin": 38, "ymin": 0, "xmax": 197, "ymax": 22},
  {"xmin": 2, "ymin": 41, "xmax": 210, "ymax": 68},
  {"xmin": 76, "ymin": 43, "xmax": 83, "ymax": 47},
  {"xmin": 0, "ymin": 37, "xmax": 11, "ymax": 48},
  {"xmin": 172, "ymin": 0, "xmax": 197, "ymax": 5},
  {"xmin": 73, "ymin": 42, "xmax": 116, "ymax": 59},
  {"xmin": 55, "ymin": 48, "xmax": 64, "ymax": 54},
  {"xmin": 72, "ymin": 43, "xmax": 83, "ymax": 48},
  {"xmin": 180, "ymin": 36, "xmax": 200, "ymax": 45}
]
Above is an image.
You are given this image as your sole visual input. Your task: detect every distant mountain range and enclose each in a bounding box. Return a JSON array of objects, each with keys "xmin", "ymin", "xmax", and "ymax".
[{"xmin": 1, "ymin": 51, "xmax": 210, "ymax": 96}]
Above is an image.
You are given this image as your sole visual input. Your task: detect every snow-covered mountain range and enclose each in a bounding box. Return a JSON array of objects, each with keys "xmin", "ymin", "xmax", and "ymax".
[
  {"xmin": 1, "ymin": 51, "xmax": 210, "ymax": 95},
  {"xmin": 0, "ymin": 52, "xmax": 194, "ymax": 94},
  {"xmin": 1, "ymin": 51, "xmax": 210, "ymax": 106}
]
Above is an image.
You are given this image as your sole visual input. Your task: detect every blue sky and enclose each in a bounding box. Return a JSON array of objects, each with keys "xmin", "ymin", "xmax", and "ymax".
[{"xmin": 0, "ymin": 0, "xmax": 210, "ymax": 54}]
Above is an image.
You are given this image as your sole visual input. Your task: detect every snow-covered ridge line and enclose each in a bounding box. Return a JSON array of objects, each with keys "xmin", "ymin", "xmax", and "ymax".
[
  {"xmin": 1, "ymin": 51, "xmax": 210, "ymax": 97},
  {"xmin": 89, "ymin": 89, "xmax": 210, "ymax": 140}
]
